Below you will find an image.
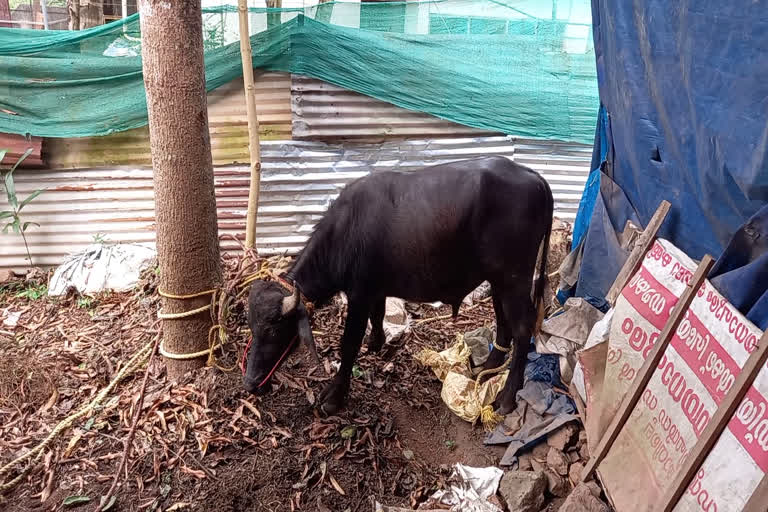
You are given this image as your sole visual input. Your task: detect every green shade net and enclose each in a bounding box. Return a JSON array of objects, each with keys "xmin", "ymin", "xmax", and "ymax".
[{"xmin": 0, "ymin": 1, "xmax": 598, "ymax": 142}]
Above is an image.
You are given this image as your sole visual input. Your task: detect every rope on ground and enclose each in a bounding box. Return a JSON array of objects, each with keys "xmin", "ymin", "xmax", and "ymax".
[
  {"xmin": 96, "ymin": 334, "xmax": 161, "ymax": 512},
  {"xmin": 473, "ymin": 349, "xmax": 511, "ymax": 431},
  {"xmin": 0, "ymin": 339, "xmax": 154, "ymax": 494}
]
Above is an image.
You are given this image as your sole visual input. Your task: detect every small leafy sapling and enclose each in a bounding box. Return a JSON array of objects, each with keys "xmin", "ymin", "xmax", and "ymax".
[{"xmin": 1, "ymin": 148, "xmax": 46, "ymax": 265}]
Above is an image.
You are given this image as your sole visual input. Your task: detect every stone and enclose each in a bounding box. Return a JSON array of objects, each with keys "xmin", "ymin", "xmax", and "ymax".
[
  {"xmin": 579, "ymin": 442, "xmax": 590, "ymax": 461},
  {"xmin": 559, "ymin": 483, "xmax": 609, "ymax": 512},
  {"xmin": 532, "ymin": 442, "xmax": 550, "ymax": 462},
  {"xmin": 585, "ymin": 481, "xmax": 602, "ymax": 499},
  {"xmin": 567, "ymin": 450, "xmax": 581, "ymax": 464},
  {"xmin": 547, "ymin": 423, "xmax": 579, "ymax": 451},
  {"xmin": 530, "ymin": 458, "xmax": 545, "ymax": 473},
  {"xmin": 544, "ymin": 469, "xmax": 569, "ymax": 498},
  {"xmin": 568, "ymin": 462, "xmax": 584, "ymax": 484},
  {"xmin": 0, "ymin": 269, "xmax": 14, "ymax": 283},
  {"xmin": 499, "ymin": 471, "xmax": 547, "ymax": 512},
  {"xmin": 546, "ymin": 447, "xmax": 570, "ymax": 476},
  {"xmin": 518, "ymin": 453, "xmax": 533, "ymax": 471}
]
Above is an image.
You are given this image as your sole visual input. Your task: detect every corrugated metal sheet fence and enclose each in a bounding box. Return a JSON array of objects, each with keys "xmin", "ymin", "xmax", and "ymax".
[{"xmin": 1, "ymin": 136, "xmax": 591, "ymax": 270}]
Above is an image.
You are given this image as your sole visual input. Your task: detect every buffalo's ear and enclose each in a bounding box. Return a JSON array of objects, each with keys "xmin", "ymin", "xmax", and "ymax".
[{"xmin": 297, "ymin": 304, "xmax": 321, "ymax": 366}]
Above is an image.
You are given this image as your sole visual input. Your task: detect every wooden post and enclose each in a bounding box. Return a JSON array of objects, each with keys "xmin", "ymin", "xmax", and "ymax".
[
  {"xmin": 743, "ymin": 472, "xmax": 768, "ymax": 512},
  {"xmin": 582, "ymin": 254, "xmax": 715, "ymax": 482},
  {"xmin": 238, "ymin": 0, "xmax": 262, "ymax": 249},
  {"xmin": 658, "ymin": 328, "xmax": 768, "ymax": 511},
  {"xmin": 606, "ymin": 200, "xmax": 671, "ymax": 306}
]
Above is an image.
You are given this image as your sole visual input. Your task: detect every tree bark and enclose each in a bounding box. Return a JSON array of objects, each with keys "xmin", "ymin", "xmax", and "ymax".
[
  {"xmin": 67, "ymin": 0, "xmax": 79, "ymax": 31},
  {"xmin": 78, "ymin": 0, "xmax": 102, "ymax": 28},
  {"xmin": 139, "ymin": 0, "xmax": 222, "ymax": 379}
]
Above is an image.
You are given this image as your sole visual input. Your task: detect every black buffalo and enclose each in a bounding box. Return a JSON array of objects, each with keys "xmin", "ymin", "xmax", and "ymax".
[{"xmin": 243, "ymin": 156, "xmax": 553, "ymax": 416}]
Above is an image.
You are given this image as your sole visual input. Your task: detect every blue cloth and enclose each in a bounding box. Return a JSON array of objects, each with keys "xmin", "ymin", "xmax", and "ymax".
[
  {"xmin": 709, "ymin": 204, "xmax": 768, "ymax": 330},
  {"xmin": 572, "ymin": 106, "xmax": 610, "ymax": 249},
  {"xmin": 571, "ymin": 1, "xmax": 768, "ymax": 328},
  {"xmin": 590, "ymin": 1, "xmax": 768, "ymax": 261}
]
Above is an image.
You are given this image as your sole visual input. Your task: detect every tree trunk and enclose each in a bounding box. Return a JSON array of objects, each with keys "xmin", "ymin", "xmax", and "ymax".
[
  {"xmin": 0, "ymin": 0, "xmax": 12, "ymax": 29},
  {"xmin": 266, "ymin": 0, "xmax": 281, "ymax": 29},
  {"xmin": 78, "ymin": 0, "xmax": 102, "ymax": 28},
  {"xmin": 139, "ymin": 0, "xmax": 222, "ymax": 379},
  {"xmin": 67, "ymin": 0, "xmax": 79, "ymax": 31}
]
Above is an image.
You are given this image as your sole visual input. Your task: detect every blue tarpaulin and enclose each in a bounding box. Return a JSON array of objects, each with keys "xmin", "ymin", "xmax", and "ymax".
[{"xmin": 569, "ymin": 1, "xmax": 768, "ymax": 328}]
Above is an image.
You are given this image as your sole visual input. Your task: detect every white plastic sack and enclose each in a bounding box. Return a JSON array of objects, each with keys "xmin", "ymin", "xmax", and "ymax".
[{"xmin": 49, "ymin": 243, "xmax": 156, "ymax": 296}]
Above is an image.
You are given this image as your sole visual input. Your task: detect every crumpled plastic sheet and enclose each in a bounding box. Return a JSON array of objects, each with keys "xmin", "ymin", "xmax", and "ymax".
[
  {"xmin": 535, "ymin": 297, "xmax": 605, "ymax": 384},
  {"xmin": 375, "ymin": 463, "xmax": 504, "ymax": 512},
  {"xmin": 48, "ymin": 242, "xmax": 156, "ymax": 296},
  {"xmin": 368, "ymin": 297, "xmax": 410, "ymax": 343},
  {"xmin": 485, "ymin": 346, "xmax": 578, "ymax": 467},
  {"xmin": 415, "ymin": 333, "xmax": 507, "ymax": 425},
  {"xmin": 485, "ymin": 379, "xmax": 579, "ymax": 467}
]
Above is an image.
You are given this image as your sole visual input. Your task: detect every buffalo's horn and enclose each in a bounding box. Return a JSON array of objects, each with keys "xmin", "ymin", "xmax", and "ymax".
[{"xmin": 281, "ymin": 287, "xmax": 300, "ymax": 316}]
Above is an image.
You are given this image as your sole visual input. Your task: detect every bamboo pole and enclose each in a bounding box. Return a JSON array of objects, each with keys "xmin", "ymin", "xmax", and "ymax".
[{"xmin": 238, "ymin": 0, "xmax": 262, "ymax": 249}]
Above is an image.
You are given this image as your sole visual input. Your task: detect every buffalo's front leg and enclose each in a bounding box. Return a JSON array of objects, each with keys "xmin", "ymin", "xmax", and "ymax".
[
  {"xmin": 318, "ymin": 300, "xmax": 369, "ymax": 415},
  {"xmin": 367, "ymin": 297, "xmax": 386, "ymax": 353}
]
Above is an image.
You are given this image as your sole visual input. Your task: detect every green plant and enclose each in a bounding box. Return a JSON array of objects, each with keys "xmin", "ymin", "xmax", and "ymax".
[
  {"xmin": 77, "ymin": 296, "xmax": 95, "ymax": 310},
  {"xmin": 1, "ymin": 148, "xmax": 46, "ymax": 265},
  {"xmin": 15, "ymin": 283, "xmax": 47, "ymax": 301},
  {"xmin": 93, "ymin": 232, "xmax": 108, "ymax": 244}
]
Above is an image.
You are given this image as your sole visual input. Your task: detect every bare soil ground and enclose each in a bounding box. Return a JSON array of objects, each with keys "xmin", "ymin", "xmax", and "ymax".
[
  {"xmin": 0, "ymin": 219, "xmax": 575, "ymax": 512},
  {"xmin": 0, "ymin": 262, "xmax": 506, "ymax": 512}
]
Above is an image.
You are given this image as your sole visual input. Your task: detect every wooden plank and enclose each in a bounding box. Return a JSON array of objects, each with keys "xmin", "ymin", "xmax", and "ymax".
[
  {"xmin": 659, "ymin": 328, "xmax": 768, "ymax": 511},
  {"xmin": 743, "ymin": 472, "xmax": 768, "ymax": 512},
  {"xmin": 582, "ymin": 254, "xmax": 715, "ymax": 482},
  {"xmin": 606, "ymin": 200, "xmax": 671, "ymax": 306}
]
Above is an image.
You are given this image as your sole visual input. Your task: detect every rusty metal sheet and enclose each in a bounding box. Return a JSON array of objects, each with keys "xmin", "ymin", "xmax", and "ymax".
[
  {"xmin": 0, "ymin": 136, "xmax": 591, "ymax": 270},
  {"xmin": 0, "ymin": 133, "xmax": 43, "ymax": 167},
  {"xmin": 45, "ymin": 71, "xmax": 292, "ymax": 169},
  {"xmin": 291, "ymin": 74, "xmax": 498, "ymax": 141}
]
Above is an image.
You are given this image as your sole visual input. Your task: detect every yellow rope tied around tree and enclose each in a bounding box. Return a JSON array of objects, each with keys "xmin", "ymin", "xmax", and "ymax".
[{"xmin": 156, "ymin": 264, "xmax": 275, "ymax": 370}]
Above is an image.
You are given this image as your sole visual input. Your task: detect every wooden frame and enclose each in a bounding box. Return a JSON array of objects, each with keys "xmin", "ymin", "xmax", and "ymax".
[
  {"xmin": 658, "ymin": 328, "xmax": 768, "ymax": 511},
  {"xmin": 743, "ymin": 472, "xmax": 768, "ymax": 512},
  {"xmin": 582, "ymin": 254, "xmax": 715, "ymax": 482},
  {"xmin": 606, "ymin": 200, "xmax": 671, "ymax": 306}
]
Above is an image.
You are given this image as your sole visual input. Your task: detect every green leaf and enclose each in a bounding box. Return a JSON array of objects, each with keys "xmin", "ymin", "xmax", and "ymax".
[
  {"xmin": 62, "ymin": 495, "xmax": 91, "ymax": 507},
  {"xmin": 3, "ymin": 170, "xmax": 17, "ymax": 210},
  {"xmin": 84, "ymin": 417, "xmax": 95, "ymax": 430},
  {"xmin": 10, "ymin": 219, "xmax": 20, "ymax": 234},
  {"xmin": 3, "ymin": 222, "xmax": 13, "ymax": 234},
  {"xmin": 18, "ymin": 188, "xmax": 45, "ymax": 211},
  {"xmin": 21, "ymin": 221, "xmax": 39, "ymax": 232},
  {"xmin": 100, "ymin": 495, "xmax": 117, "ymax": 511},
  {"xmin": 340, "ymin": 425, "xmax": 357, "ymax": 439},
  {"xmin": 0, "ymin": 211, "xmax": 13, "ymax": 220},
  {"xmin": 351, "ymin": 365, "xmax": 363, "ymax": 378},
  {"xmin": 0, "ymin": 149, "xmax": 7, "ymax": 166},
  {"xmin": 10, "ymin": 147, "xmax": 33, "ymax": 173}
]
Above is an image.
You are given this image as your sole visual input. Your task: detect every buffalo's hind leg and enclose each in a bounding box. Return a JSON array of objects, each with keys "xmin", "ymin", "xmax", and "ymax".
[
  {"xmin": 485, "ymin": 281, "xmax": 536, "ymax": 416},
  {"xmin": 367, "ymin": 297, "xmax": 386, "ymax": 353},
  {"xmin": 318, "ymin": 300, "xmax": 370, "ymax": 416}
]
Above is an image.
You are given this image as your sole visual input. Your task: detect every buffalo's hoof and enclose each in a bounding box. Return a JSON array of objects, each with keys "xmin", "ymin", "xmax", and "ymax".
[
  {"xmin": 317, "ymin": 382, "xmax": 346, "ymax": 416},
  {"xmin": 367, "ymin": 332, "xmax": 385, "ymax": 353}
]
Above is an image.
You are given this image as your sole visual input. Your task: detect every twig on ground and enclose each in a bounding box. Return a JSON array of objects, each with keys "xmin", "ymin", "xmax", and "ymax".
[
  {"xmin": 411, "ymin": 297, "xmax": 492, "ymax": 327},
  {"xmin": 96, "ymin": 334, "xmax": 160, "ymax": 512}
]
